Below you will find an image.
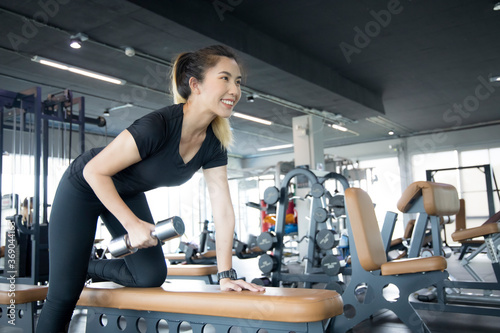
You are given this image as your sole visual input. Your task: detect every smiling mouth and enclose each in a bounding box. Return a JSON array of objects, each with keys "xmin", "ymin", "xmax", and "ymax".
[{"xmin": 221, "ymin": 99, "xmax": 234, "ymax": 106}]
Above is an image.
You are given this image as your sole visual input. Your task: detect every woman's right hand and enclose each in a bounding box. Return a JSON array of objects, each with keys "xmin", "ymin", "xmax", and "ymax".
[{"xmin": 126, "ymin": 220, "xmax": 158, "ymax": 249}]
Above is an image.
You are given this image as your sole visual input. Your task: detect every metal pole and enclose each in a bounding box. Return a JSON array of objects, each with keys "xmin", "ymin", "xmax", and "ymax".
[{"xmin": 484, "ymin": 165, "xmax": 495, "ymax": 218}]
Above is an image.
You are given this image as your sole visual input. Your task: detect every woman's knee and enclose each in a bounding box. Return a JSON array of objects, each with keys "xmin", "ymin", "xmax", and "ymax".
[{"xmin": 135, "ymin": 264, "xmax": 167, "ymax": 287}]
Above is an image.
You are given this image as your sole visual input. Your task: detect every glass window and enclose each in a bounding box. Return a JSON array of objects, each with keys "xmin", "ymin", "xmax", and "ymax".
[{"xmin": 358, "ymin": 157, "xmax": 402, "ymax": 235}]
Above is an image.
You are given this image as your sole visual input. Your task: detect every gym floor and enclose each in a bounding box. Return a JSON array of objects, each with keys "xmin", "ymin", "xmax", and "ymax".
[{"xmin": 8, "ymin": 250, "xmax": 497, "ymax": 333}]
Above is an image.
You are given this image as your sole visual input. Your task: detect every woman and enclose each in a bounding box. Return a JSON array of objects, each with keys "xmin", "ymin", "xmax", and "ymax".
[{"xmin": 36, "ymin": 45, "xmax": 264, "ymax": 333}]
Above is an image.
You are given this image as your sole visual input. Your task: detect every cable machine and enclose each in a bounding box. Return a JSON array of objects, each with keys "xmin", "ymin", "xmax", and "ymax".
[{"xmin": 0, "ymin": 86, "xmax": 104, "ymax": 285}]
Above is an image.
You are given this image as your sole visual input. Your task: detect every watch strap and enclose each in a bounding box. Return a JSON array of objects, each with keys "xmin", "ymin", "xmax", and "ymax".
[{"xmin": 217, "ymin": 268, "xmax": 237, "ymax": 282}]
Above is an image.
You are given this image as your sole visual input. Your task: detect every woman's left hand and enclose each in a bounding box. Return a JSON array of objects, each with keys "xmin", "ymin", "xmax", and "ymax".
[{"xmin": 219, "ymin": 279, "xmax": 266, "ymax": 292}]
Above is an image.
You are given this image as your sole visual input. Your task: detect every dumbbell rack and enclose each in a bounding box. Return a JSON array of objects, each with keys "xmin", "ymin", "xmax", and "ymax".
[{"xmin": 258, "ymin": 167, "xmax": 350, "ymax": 290}]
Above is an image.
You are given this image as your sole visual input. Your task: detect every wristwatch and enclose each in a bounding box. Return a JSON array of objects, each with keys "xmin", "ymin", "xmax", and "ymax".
[{"xmin": 217, "ymin": 268, "xmax": 237, "ymax": 282}]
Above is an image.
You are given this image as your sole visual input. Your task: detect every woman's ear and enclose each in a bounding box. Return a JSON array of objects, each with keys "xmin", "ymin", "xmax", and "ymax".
[{"xmin": 189, "ymin": 77, "xmax": 201, "ymax": 95}]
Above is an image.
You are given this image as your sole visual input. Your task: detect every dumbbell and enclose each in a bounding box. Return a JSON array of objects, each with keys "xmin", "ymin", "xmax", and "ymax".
[
  {"xmin": 325, "ymin": 281, "xmax": 346, "ymax": 294},
  {"xmin": 257, "ymin": 231, "xmax": 278, "ymax": 252},
  {"xmin": 251, "ymin": 277, "xmax": 272, "ymax": 286},
  {"xmin": 313, "ymin": 207, "xmax": 329, "ymax": 223},
  {"xmin": 108, "ymin": 216, "xmax": 185, "ymax": 258},
  {"xmin": 263, "ymin": 186, "xmax": 280, "ymax": 205},
  {"xmin": 321, "ymin": 254, "xmax": 341, "ymax": 276},
  {"xmin": 316, "ymin": 229, "xmax": 339, "ymax": 250},
  {"xmin": 258, "ymin": 254, "xmax": 279, "ymax": 274}
]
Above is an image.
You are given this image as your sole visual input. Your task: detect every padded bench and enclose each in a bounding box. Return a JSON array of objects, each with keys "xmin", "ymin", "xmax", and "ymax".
[
  {"xmin": 397, "ymin": 181, "xmax": 460, "ymax": 258},
  {"xmin": 165, "ymin": 250, "xmax": 217, "ymax": 265},
  {"xmin": 0, "ymin": 283, "xmax": 48, "ymax": 332},
  {"xmin": 452, "ymin": 222, "xmax": 500, "ymax": 282},
  {"xmin": 77, "ymin": 281, "xmax": 343, "ymax": 333},
  {"xmin": 167, "ymin": 264, "xmax": 218, "ymax": 284}
]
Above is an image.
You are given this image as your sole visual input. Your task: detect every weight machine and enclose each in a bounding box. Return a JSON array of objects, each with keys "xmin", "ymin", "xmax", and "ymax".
[{"xmin": 0, "ymin": 86, "xmax": 104, "ymax": 285}]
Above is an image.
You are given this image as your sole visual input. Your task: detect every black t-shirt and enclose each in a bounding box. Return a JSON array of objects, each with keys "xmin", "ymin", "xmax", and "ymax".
[{"xmin": 68, "ymin": 104, "xmax": 227, "ymax": 195}]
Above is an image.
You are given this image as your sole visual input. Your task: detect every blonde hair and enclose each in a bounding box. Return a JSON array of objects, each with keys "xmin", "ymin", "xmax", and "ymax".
[{"xmin": 171, "ymin": 45, "xmax": 241, "ymax": 149}]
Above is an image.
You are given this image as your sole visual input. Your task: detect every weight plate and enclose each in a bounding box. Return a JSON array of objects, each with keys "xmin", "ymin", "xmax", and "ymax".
[
  {"xmin": 311, "ymin": 183, "xmax": 325, "ymax": 198},
  {"xmin": 313, "ymin": 207, "xmax": 329, "ymax": 223},
  {"xmin": 258, "ymin": 254, "xmax": 278, "ymax": 274},
  {"xmin": 321, "ymin": 254, "xmax": 341, "ymax": 276},
  {"xmin": 257, "ymin": 231, "xmax": 277, "ymax": 251},
  {"xmin": 316, "ymin": 229, "xmax": 338, "ymax": 250},
  {"xmin": 263, "ymin": 186, "xmax": 280, "ymax": 205}
]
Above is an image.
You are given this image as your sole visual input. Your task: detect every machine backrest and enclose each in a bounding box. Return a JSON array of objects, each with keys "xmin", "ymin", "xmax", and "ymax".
[
  {"xmin": 345, "ymin": 187, "xmax": 387, "ymax": 271},
  {"xmin": 397, "ymin": 181, "xmax": 460, "ymax": 216},
  {"xmin": 404, "ymin": 219, "xmax": 416, "ymax": 239}
]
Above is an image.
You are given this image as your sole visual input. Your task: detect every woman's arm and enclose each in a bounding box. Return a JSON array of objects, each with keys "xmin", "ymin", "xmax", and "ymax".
[
  {"xmin": 203, "ymin": 165, "xmax": 264, "ymax": 292},
  {"xmin": 83, "ymin": 130, "xmax": 157, "ymax": 249}
]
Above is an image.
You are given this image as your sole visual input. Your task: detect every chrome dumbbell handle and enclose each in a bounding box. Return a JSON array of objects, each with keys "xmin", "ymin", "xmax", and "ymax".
[{"xmin": 109, "ymin": 216, "xmax": 185, "ymax": 258}]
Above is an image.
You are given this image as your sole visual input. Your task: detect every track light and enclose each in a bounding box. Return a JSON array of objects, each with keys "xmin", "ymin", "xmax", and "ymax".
[
  {"xmin": 103, "ymin": 103, "xmax": 134, "ymax": 116},
  {"xmin": 69, "ymin": 33, "xmax": 88, "ymax": 49},
  {"xmin": 258, "ymin": 144, "xmax": 293, "ymax": 152},
  {"xmin": 489, "ymin": 75, "xmax": 500, "ymax": 83},
  {"xmin": 494, "ymin": 2, "xmax": 500, "ymax": 10},
  {"xmin": 233, "ymin": 112, "xmax": 272, "ymax": 125},
  {"xmin": 328, "ymin": 123, "xmax": 348, "ymax": 132},
  {"xmin": 32, "ymin": 56, "xmax": 126, "ymax": 85},
  {"xmin": 246, "ymin": 95, "xmax": 255, "ymax": 102}
]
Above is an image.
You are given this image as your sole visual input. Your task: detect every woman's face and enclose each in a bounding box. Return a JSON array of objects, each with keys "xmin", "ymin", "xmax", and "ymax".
[{"xmin": 195, "ymin": 56, "xmax": 242, "ymax": 118}]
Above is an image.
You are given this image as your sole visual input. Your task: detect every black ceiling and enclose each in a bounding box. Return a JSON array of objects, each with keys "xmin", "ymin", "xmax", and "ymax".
[{"xmin": 1, "ymin": 0, "xmax": 499, "ymax": 159}]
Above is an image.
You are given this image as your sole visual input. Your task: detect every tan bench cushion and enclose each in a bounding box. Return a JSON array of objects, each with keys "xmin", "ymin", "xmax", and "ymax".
[
  {"xmin": 77, "ymin": 282, "xmax": 343, "ymax": 323},
  {"xmin": 0, "ymin": 284, "xmax": 48, "ymax": 304},
  {"xmin": 397, "ymin": 181, "xmax": 459, "ymax": 216},
  {"xmin": 452, "ymin": 222, "xmax": 500, "ymax": 242},
  {"xmin": 168, "ymin": 264, "xmax": 217, "ymax": 276},
  {"xmin": 165, "ymin": 250, "xmax": 220, "ymax": 262},
  {"xmin": 165, "ymin": 253, "xmax": 186, "ymax": 261},
  {"xmin": 381, "ymin": 256, "xmax": 447, "ymax": 276}
]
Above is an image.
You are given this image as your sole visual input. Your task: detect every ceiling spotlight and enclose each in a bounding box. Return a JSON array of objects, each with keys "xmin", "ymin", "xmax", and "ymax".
[
  {"xmin": 103, "ymin": 109, "xmax": 110, "ymax": 117},
  {"xmin": 247, "ymin": 95, "xmax": 255, "ymax": 103},
  {"xmin": 124, "ymin": 47, "xmax": 135, "ymax": 57},
  {"xmin": 388, "ymin": 130, "xmax": 395, "ymax": 135},
  {"xmin": 69, "ymin": 33, "xmax": 88, "ymax": 49},
  {"xmin": 494, "ymin": 2, "xmax": 500, "ymax": 10}
]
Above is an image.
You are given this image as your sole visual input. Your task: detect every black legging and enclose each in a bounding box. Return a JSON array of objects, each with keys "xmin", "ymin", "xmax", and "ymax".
[{"xmin": 36, "ymin": 171, "xmax": 167, "ymax": 333}]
